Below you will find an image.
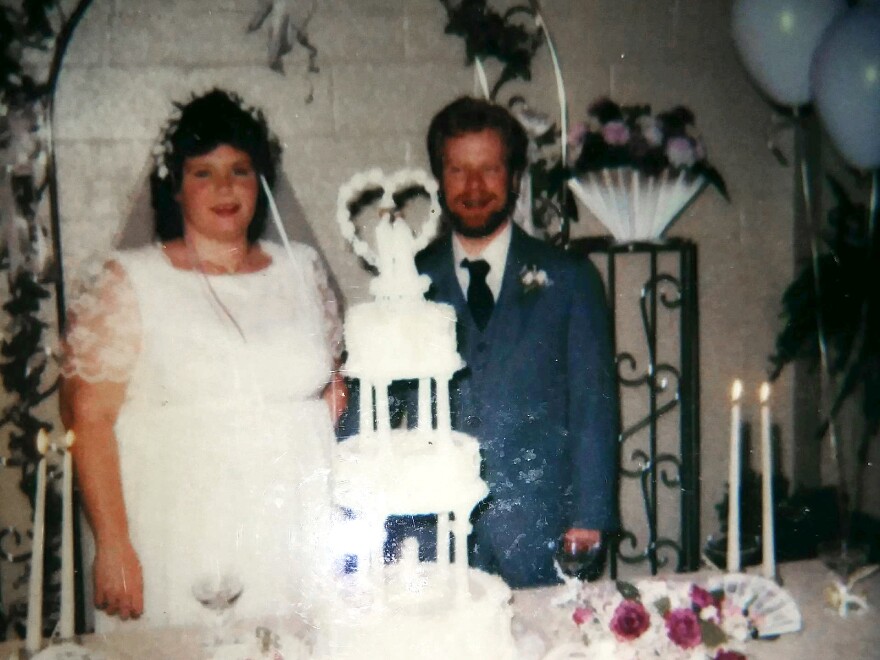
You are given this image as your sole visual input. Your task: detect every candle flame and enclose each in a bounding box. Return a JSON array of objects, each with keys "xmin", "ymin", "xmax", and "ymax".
[
  {"xmin": 36, "ymin": 429, "xmax": 49, "ymax": 455},
  {"xmin": 731, "ymin": 379, "xmax": 743, "ymax": 402},
  {"xmin": 759, "ymin": 382, "xmax": 771, "ymax": 404}
]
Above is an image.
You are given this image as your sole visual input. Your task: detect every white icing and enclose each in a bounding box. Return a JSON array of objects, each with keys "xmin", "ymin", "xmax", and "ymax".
[
  {"xmin": 334, "ymin": 429, "xmax": 488, "ymax": 514},
  {"xmin": 344, "ymin": 299, "xmax": 462, "ymax": 381},
  {"xmin": 316, "ymin": 569, "xmax": 516, "ymax": 660}
]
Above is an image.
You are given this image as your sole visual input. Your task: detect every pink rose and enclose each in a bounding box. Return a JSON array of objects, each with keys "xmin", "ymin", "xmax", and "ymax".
[
  {"xmin": 665, "ymin": 608, "xmax": 702, "ymax": 649},
  {"xmin": 567, "ymin": 122, "xmax": 588, "ymax": 146},
  {"xmin": 610, "ymin": 600, "xmax": 651, "ymax": 641},
  {"xmin": 689, "ymin": 584, "xmax": 715, "ymax": 610},
  {"xmin": 714, "ymin": 651, "xmax": 746, "ymax": 660},
  {"xmin": 601, "ymin": 120, "xmax": 630, "ymax": 146},
  {"xmin": 666, "ymin": 136, "xmax": 696, "ymax": 167},
  {"xmin": 637, "ymin": 115, "xmax": 664, "ymax": 146},
  {"xmin": 572, "ymin": 606, "xmax": 593, "ymax": 625}
]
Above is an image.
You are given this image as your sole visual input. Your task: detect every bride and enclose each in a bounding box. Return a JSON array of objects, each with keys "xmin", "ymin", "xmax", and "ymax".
[{"xmin": 59, "ymin": 89, "xmax": 347, "ymax": 631}]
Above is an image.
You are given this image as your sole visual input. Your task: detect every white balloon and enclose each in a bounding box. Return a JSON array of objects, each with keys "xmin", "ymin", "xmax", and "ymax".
[
  {"xmin": 812, "ymin": 8, "xmax": 880, "ymax": 169},
  {"xmin": 732, "ymin": 0, "xmax": 847, "ymax": 106}
]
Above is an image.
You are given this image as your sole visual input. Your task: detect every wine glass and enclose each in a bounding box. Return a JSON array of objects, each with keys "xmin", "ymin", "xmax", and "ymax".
[
  {"xmin": 818, "ymin": 539, "xmax": 869, "ymax": 580},
  {"xmin": 191, "ymin": 573, "xmax": 244, "ymax": 647},
  {"xmin": 555, "ymin": 536, "xmax": 606, "ymax": 582}
]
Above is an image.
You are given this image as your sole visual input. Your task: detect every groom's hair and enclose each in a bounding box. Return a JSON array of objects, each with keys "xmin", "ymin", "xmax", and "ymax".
[
  {"xmin": 150, "ymin": 88, "xmax": 281, "ymax": 244},
  {"xmin": 426, "ymin": 97, "xmax": 528, "ymax": 181}
]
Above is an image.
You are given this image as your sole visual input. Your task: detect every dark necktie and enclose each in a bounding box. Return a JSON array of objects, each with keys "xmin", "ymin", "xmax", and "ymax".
[{"xmin": 462, "ymin": 259, "xmax": 494, "ymax": 331}]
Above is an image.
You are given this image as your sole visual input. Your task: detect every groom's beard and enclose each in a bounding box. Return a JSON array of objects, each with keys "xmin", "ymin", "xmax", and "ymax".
[{"xmin": 442, "ymin": 188, "xmax": 519, "ymax": 239}]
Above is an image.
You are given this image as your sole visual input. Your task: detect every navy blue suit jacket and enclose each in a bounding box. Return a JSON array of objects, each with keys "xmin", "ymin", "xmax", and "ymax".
[{"xmin": 413, "ymin": 224, "xmax": 619, "ymax": 587}]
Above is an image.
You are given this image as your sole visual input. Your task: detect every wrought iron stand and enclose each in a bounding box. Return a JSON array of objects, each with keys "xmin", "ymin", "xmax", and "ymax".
[{"xmin": 570, "ymin": 237, "xmax": 700, "ymax": 576}]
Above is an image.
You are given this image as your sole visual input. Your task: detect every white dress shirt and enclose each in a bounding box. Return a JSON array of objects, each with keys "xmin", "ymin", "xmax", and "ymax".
[{"xmin": 451, "ymin": 221, "xmax": 513, "ymax": 301}]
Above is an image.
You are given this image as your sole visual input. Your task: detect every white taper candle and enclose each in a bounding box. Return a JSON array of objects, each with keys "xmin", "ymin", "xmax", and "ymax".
[
  {"xmin": 59, "ymin": 430, "xmax": 76, "ymax": 638},
  {"xmin": 26, "ymin": 429, "xmax": 49, "ymax": 652},
  {"xmin": 760, "ymin": 383, "xmax": 776, "ymax": 580},
  {"xmin": 727, "ymin": 380, "xmax": 743, "ymax": 573},
  {"xmin": 418, "ymin": 378, "xmax": 432, "ymax": 432}
]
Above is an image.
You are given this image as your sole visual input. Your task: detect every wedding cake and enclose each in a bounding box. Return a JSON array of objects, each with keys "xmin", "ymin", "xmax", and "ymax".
[{"xmin": 316, "ymin": 170, "xmax": 517, "ymax": 660}]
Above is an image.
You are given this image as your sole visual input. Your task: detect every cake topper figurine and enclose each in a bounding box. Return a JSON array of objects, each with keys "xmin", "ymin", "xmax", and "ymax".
[{"xmin": 336, "ymin": 168, "xmax": 441, "ymax": 300}]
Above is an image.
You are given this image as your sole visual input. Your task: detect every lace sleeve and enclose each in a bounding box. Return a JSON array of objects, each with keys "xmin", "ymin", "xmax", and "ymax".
[
  {"xmin": 61, "ymin": 260, "xmax": 142, "ymax": 383},
  {"xmin": 309, "ymin": 251, "xmax": 344, "ymax": 365}
]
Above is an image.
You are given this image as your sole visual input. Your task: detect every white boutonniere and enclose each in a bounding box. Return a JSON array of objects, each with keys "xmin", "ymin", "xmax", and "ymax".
[{"xmin": 520, "ymin": 265, "xmax": 552, "ymax": 295}]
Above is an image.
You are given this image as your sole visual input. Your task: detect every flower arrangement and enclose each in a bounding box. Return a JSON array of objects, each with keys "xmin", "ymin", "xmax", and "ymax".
[
  {"xmin": 565, "ymin": 98, "xmax": 728, "ymax": 242},
  {"xmin": 440, "ymin": 0, "xmax": 544, "ymax": 101},
  {"xmin": 568, "ymin": 98, "xmax": 727, "ymax": 197},
  {"xmin": 569, "ymin": 579, "xmax": 754, "ymax": 659},
  {"xmin": 150, "ymin": 90, "xmax": 268, "ymax": 181},
  {"xmin": 519, "ymin": 264, "xmax": 551, "ymax": 294}
]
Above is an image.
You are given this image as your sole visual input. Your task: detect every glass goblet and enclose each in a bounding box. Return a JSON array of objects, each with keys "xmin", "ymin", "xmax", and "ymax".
[
  {"xmin": 191, "ymin": 573, "xmax": 244, "ymax": 647},
  {"xmin": 556, "ymin": 536, "xmax": 606, "ymax": 582},
  {"xmin": 818, "ymin": 539, "xmax": 869, "ymax": 580}
]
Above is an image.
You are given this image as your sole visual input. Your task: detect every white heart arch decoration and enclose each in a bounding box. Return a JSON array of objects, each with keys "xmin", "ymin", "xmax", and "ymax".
[{"xmin": 336, "ymin": 168, "xmax": 442, "ymax": 299}]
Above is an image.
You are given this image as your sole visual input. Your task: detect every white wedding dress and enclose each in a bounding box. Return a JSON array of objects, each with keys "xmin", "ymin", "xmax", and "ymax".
[{"xmin": 63, "ymin": 241, "xmax": 341, "ymax": 633}]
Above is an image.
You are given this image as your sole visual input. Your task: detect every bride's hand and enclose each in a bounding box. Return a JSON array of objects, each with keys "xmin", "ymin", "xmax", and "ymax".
[{"xmin": 94, "ymin": 537, "xmax": 144, "ymax": 620}]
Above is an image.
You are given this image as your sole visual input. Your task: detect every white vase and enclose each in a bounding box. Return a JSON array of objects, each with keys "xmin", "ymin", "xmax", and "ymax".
[{"xmin": 567, "ymin": 167, "xmax": 706, "ymax": 242}]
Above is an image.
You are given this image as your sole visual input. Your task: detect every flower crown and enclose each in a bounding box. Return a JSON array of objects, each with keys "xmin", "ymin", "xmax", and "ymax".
[{"xmin": 150, "ymin": 90, "xmax": 267, "ymax": 181}]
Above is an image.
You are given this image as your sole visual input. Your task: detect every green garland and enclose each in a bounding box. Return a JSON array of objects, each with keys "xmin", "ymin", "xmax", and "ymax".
[
  {"xmin": 1, "ymin": 0, "xmax": 73, "ymax": 641},
  {"xmin": 441, "ymin": 0, "xmax": 543, "ymax": 101},
  {"xmin": 771, "ymin": 176, "xmax": 879, "ymax": 464}
]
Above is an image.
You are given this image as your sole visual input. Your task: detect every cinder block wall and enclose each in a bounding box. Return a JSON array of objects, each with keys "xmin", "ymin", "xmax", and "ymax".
[{"xmin": 49, "ymin": 0, "xmax": 798, "ymax": 568}]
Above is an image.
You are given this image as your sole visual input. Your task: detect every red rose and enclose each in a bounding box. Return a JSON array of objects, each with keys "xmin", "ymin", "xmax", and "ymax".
[
  {"xmin": 610, "ymin": 600, "xmax": 651, "ymax": 641},
  {"xmin": 572, "ymin": 606, "xmax": 593, "ymax": 626},
  {"xmin": 665, "ymin": 608, "xmax": 702, "ymax": 649},
  {"xmin": 689, "ymin": 584, "xmax": 715, "ymax": 610},
  {"xmin": 714, "ymin": 650, "xmax": 746, "ymax": 660}
]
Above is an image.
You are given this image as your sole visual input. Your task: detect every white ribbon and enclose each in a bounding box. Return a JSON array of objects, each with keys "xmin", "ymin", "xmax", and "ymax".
[
  {"xmin": 533, "ymin": 7, "xmax": 568, "ymax": 167},
  {"xmin": 473, "ymin": 56, "xmax": 491, "ymax": 100}
]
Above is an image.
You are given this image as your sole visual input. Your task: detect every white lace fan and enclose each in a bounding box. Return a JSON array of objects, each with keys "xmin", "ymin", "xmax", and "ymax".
[
  {"xmin": 567, "ymin": 167, "xmax": 706, "ymax": 242},
  {"xmin": 707, "ymin": 574, "xmax": 803, "ymax": 638}
]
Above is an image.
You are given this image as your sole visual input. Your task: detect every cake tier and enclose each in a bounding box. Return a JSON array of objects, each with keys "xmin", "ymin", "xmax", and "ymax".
[
  {"xmin": 344, "ymin": 299, "xmax": 463, "ymax": 381},
  {"xmin": 334, "ymin": 429, "xmax": 487, "ymax": 514},
  {"xmin": 316, "ymin": 567, "xmax": 516, "ymax": 660}
]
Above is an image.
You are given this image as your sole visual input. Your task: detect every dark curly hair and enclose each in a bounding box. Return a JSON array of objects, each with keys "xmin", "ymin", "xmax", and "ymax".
[
  {"xmin": 149, "ymin": 89, "xmax": 281, "ymax": 243},
  {"xmin": 426, "ymin": 96, "xmax": 528, "ymax": 183}
]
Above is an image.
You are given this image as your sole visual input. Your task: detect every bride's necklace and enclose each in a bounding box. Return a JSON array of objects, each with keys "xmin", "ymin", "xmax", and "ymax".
[{"xmin": 185, "ymin": 240, "xmax": 248, "ymax": 342}]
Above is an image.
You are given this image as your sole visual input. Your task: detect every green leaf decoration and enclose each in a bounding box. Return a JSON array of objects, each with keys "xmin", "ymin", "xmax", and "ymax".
[
  {"xmin": 440, "ymin": 0, "xmax": 543, "ymax": 100},
  {"xmin": 699, "ymin": 620, "xmax": 727, "ymax": 648},
  {"xmin": 653, "ymin": 596, "xmax": 671, "ymax": 616},
  {"xmin": 770, "ymin": 174, "xmax": 879, "ymax": 449},
  {"xmin": 616, "ymin": 580, "xmax": 641, "ymax": 600},
  {"xmin": 246, "ymin": 0, "xmax": 319, "ymax": 79}
]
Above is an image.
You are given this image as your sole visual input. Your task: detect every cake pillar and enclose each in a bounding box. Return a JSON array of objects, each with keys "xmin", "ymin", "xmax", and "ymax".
[
  {"xmin": 452, "ymin": 512, "xmax": 470, "ymax": 598},
  {"xmin": 376, "ymin": 380, "xmax": 392, "ymax": 441},
  {"xmin": 368, "ymin": 512, "xmax": 387, "ymax": 603},
  {"xmin": 436, "ymin": 377, "xmax": 452, "ymax": 432},
  {"xmin": 359, "ymin": 378, "xmax": 374, "ymax": 435},
  {"xmin": 437, "ymin": 512, "xmax": 450, "ymax": 567},
  {"xmin": 418, "ymin": 378, "xmax": 432, "ymax": 432}
]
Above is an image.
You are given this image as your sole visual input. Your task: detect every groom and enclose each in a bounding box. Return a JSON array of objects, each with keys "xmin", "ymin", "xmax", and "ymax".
[{"xmin": 404, "ymin": 97, "xmax": 619, "ymax": 587}]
